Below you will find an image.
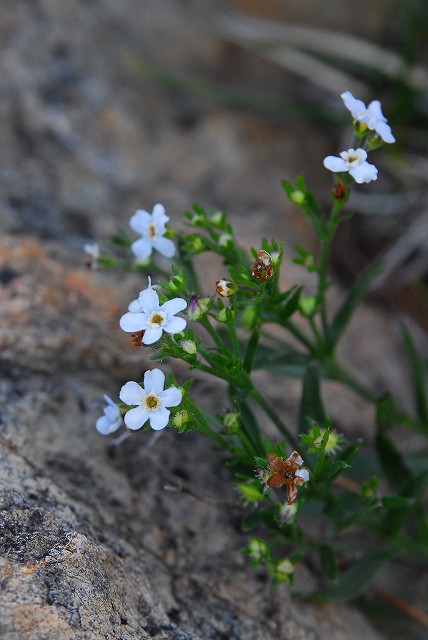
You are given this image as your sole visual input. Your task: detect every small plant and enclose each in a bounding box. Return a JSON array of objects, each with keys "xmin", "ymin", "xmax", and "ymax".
[{"xmin": 90, "ymin": 92, "xmax": 428, "ymax": 601}]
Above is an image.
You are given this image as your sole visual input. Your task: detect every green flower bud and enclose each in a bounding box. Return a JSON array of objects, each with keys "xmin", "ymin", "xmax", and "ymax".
[
  {"xmin": 173, "ymin": 410, "xmax": 189, "ymax": 429},
  {"xmin": 290, "ymin": 190, "xmax": 305, "ymax": 205},
  {"xmin": 180, "ymin": 339, "xmax": 197, "ymax": 355},
  {"xmin": 299, "ymin": 296, "xmax": 317, "ymax": 317},
  {"xmin": 216, "ymin": 307, "xmax": 228, "ymax": 323},
  {"xmin": 242, "ymin": 305, "xmax": 258, "ymax": 331},
  {"xmin": 273, "ymin": 558, "xmax": 294, "ymax": 582},
  {"xmin": 236, "ymin": 483, "xmax": 264, "ymax": 504}
]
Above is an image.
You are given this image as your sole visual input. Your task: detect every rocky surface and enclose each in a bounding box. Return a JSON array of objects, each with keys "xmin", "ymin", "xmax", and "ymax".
[
  {"xmin": 0, "ymin": 1, "xmax": 426, "ymax": 639},
  {"xmin": 0, "ymin": 234, "xmax": 388, "ymax": 640}
]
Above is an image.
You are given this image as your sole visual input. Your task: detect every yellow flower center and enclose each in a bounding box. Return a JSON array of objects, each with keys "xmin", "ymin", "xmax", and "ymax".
[
  {"xmin": 149, "ymin": 224, "xmax": 157, "ymax": 238},
  {"xmin": 145, "ymin": 394, "xmax": 160, "ymax": 410},
  {"xmin": 149, "ymin": 311, "xmax": 166, "ymax": 327}
]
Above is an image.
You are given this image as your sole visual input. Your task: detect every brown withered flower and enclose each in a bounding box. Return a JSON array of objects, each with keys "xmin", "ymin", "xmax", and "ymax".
[
  {"xmin": 130, "ymin": 330, "xmax": 145, "ymax": 346},
  {"xmin": 331, "ymin": 179, "xmax": 347, "ymax": 201},
  {"xmin": 250, "ymin": 250, "xmax": 274, "ymax": 281},
  {"xmin": 267, "ymin": 451, "xmax": 310, "ymax": 505}
]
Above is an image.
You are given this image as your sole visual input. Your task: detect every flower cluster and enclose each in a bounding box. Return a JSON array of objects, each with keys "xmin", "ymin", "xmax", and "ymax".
[
  {"xmin": 88, "ymin": 93, "xmax": 418, "ymax": 600},
  {"xmin": 323, "ymin": 90, "xmax": 395, "ymax": 185}
]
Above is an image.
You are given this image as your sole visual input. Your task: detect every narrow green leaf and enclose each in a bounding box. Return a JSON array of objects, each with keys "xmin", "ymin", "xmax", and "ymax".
[
  {"xmin": 375, "ymin": 423, "xmax": 410, "ymax": 493},
  {"xmin": 320, "ymin": 545, "xmax": 338, "ymax": 582},
  {"xmin": 402, "ymin": 324, "xmax": 428, "ymax": 430},
  {"xmin": 330, "ymin": 261, "xmax": 385, "ymax": 345},
  {"xmin": 298, "ymin": 362, "xmax": 327, "ymax": 433},
  {"xmin": 310, "ymin": 548, "xmax": 393, "ymax": 602}
]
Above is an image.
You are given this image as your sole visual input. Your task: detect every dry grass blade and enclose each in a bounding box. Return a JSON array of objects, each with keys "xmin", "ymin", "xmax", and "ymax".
[{"xmin": 215, "ymin": 10, "xmax": 428, "ymax": 94}]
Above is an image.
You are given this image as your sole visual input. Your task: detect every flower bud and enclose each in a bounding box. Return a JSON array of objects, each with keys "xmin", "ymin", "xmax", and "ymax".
[
  {"xmin": 242, "ymin": 305, "xmax": 258, "ymax": 331},
  {"xmin": 248, "ymin": 538, "xmax": 268, "ymax": 562},
  {"xmin": 216, "ymin": 307, "xmax": 228, "ymax": 323},
  {"xmin": 218, "ymin": 233, "xmax": 233, "ymax": 247},
  {"xmin": 216, "ymin": 278, "xmax": 237, "ymax": 297},
  {"xmin": 180, "ymin": 339, "xmax": 197, "ymax": 355},
  {"xmin": 223, "ymin": 411, "xmax": 239, "ymax": 433},
  {"xmin": 210, "ymin": 211, "xmax": 224, "ymax": 226},
  {"xmin": 273, "ymin": 558, "xmax": 294, "ymax": 582},
  {"xmin": 299, "ymin": 296, "xmax": 317, "ymax": 317},
  {"xmin": 290, "ymin": 190, "xmax": 305, "ymax": 205},
  {"xmin": 172, "ymin": 410, "xmax": 189, "ymax": 429},
  {"xmin": 236, "ymin": 483, "xmax": 264, "ymax": 504},
  {"xmin": 187, "ymin": 295, "xmax": 211, "ymax": 321},
  {"xmin": 184, "ymin": 235, "xmax": 206, "ymax": 254}
]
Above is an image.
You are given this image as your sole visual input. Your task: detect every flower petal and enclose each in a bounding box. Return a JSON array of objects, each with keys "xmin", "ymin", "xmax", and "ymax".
[
  {"xmin": 143, "ymin": 368, "xmax": 165, "ymax": 394},
  {"xmin": 131, "ymin": 237, "xmax": 153, "ymax": 261},
  {"xmin": 119, "ymin": 381, "xmax": 145, "ymax": 406},
  {"xmin": 341, "ymin": 91, "xmax": 366, "ymax": 118},
  {"xmin": 124, "ymin": 405, "xmax": 150, "ymax": 430},
  {"xmin": 142, "ymin": 326, "xmax": 163, "ymax": 344},
  {"xmin": 164, "ymin": 316, "xmax": 187, "ymax": 335},
  {"xmin": 138, "ymin": 284, "xmax": 160, "ymax": 312},
  {"xmin": 96, "ymin": 415, "xmax": 121, "ymax": 435},
  {"xmin": 152, "ymin": 203, "xmax": 168, "ymax": 223},
  {"xmin": 367, "ymin": 100, "xmax": 385, "ymax": 122},
  {"xmin": 161, "ymin": 297, "xmax": 187, "ymax": 316},
  {"xmin": 129, "ymin": 209, "xmax": 151, "ymax": 234},
  {"xmin": 160, "ymin": 386, "xmax": 182, "ymax": 408},
  {"xmin": 128, "ymin": 298, "xmax": 141, "ymax": 312},
  {"xmin": 153, "ymin": 236, "xmax": 175, "ymax": 258},
  {"xmin": 120, "ymin": 312, "xmax": 146, "ymax": 333},
  {"xmin": 149, "ymin": 407, "xmax": 170, "ymax": 430},
  {"xmin": 295, "ymin": 468, "xmax": 310, "ymax": 482},
  {"xmin": 374, "ymin": 121, "xmax": 395, "ymax": 143},
  {"xmin": 349, "ymin": 161, "xmax": 378, "ymax": 184},
  {"xmin": 323, "ymin": 156, "xmax": 348, "ymax": 173}
]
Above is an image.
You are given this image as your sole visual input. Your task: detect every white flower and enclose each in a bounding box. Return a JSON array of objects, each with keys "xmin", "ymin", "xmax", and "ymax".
[
  {"xmin": 119, "ymin": 369, "xmax": 182, "ymax": 431},
  {"xmin": 84, "ymin": 243, "xmax": 100, "ymax": 269},
  {"xmin": 341, "ymin": 91, "xmax": 395, "ymax": 143},
  {"xmin": 119, "ymin": 277, "xmax": 187, "ymax": 345},
  {"xmin": 129, "ymin": 203, "xmax": 175, "ymax": 260},
  {"xmin": 96, "ymin": 395, "xmax": 122, "ymax": 435},
  {"xmin": 323, "ymin": 148, "xmax": 378, "ymax": 184}
]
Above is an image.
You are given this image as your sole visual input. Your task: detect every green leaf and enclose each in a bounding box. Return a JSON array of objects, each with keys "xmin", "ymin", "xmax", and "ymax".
[
  {"xmin": 298, "ymin": 362, "xmax": 327, "ymax": 432},
  {"xmin": 402, "ymin": 324, "xmax": 428, "ymax": 430},
  {"xmin": 316, "ymin": 458, "xmax": 350, "ymax": 483},
  {"xmin": 251, "ymin": 341, "xmax": 310, "ymax": 377},
  {"xmin": 320, "ymin": 545, "xmax": 338, "ymax": 582},
  {"xmin": 375, "ymin": 406, "xmax": 411, "ymax": 493},
  {"xmin": 330, "ymin": 261, "xmax": 385, "ymax": 346},
  {"xmin": 310, "ymin": 548, "xmax": 393, "ymax": 602}
]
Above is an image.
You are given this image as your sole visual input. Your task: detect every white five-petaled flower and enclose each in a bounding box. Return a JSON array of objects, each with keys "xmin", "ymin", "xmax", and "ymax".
[
  {"xmin": 120, "ymin": 277, "xmax": 187, "ymax": 345},
  {"xmin": 96, "ymin": 395, "xmax": 122, "ymax": 435},
  {"xmin": 341, "ymin": 91, "xmax": 395, "ymax": 143},
  {"xmin": 119, "ymin": 369, "xmax": 182, "ymax": 431},
  {"xmin": 129, "ymin": 203, "xmax": 175, "ymax": 261},
  {"xmin": 323, "ymin": 148, "xmax": 378, "ymax": 184}
]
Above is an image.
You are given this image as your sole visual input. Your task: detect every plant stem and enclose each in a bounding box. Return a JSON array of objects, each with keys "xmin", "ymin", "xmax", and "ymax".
[
  {"xmin": 250, "ymin": 387, "xmax": 300, "ymax": 450},
  {"xmin": 200, "ymin": 316, "xmax": 225, "ymax": 351},
  {"xmin": 283, "ymin": 319, "xmax": 317, "ymax": 354}
]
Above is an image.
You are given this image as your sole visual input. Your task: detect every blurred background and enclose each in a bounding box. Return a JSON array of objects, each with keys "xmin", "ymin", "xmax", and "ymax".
[{"xmin": 1, "ymin": 0, "xmax": 428, "ymax": 331}]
